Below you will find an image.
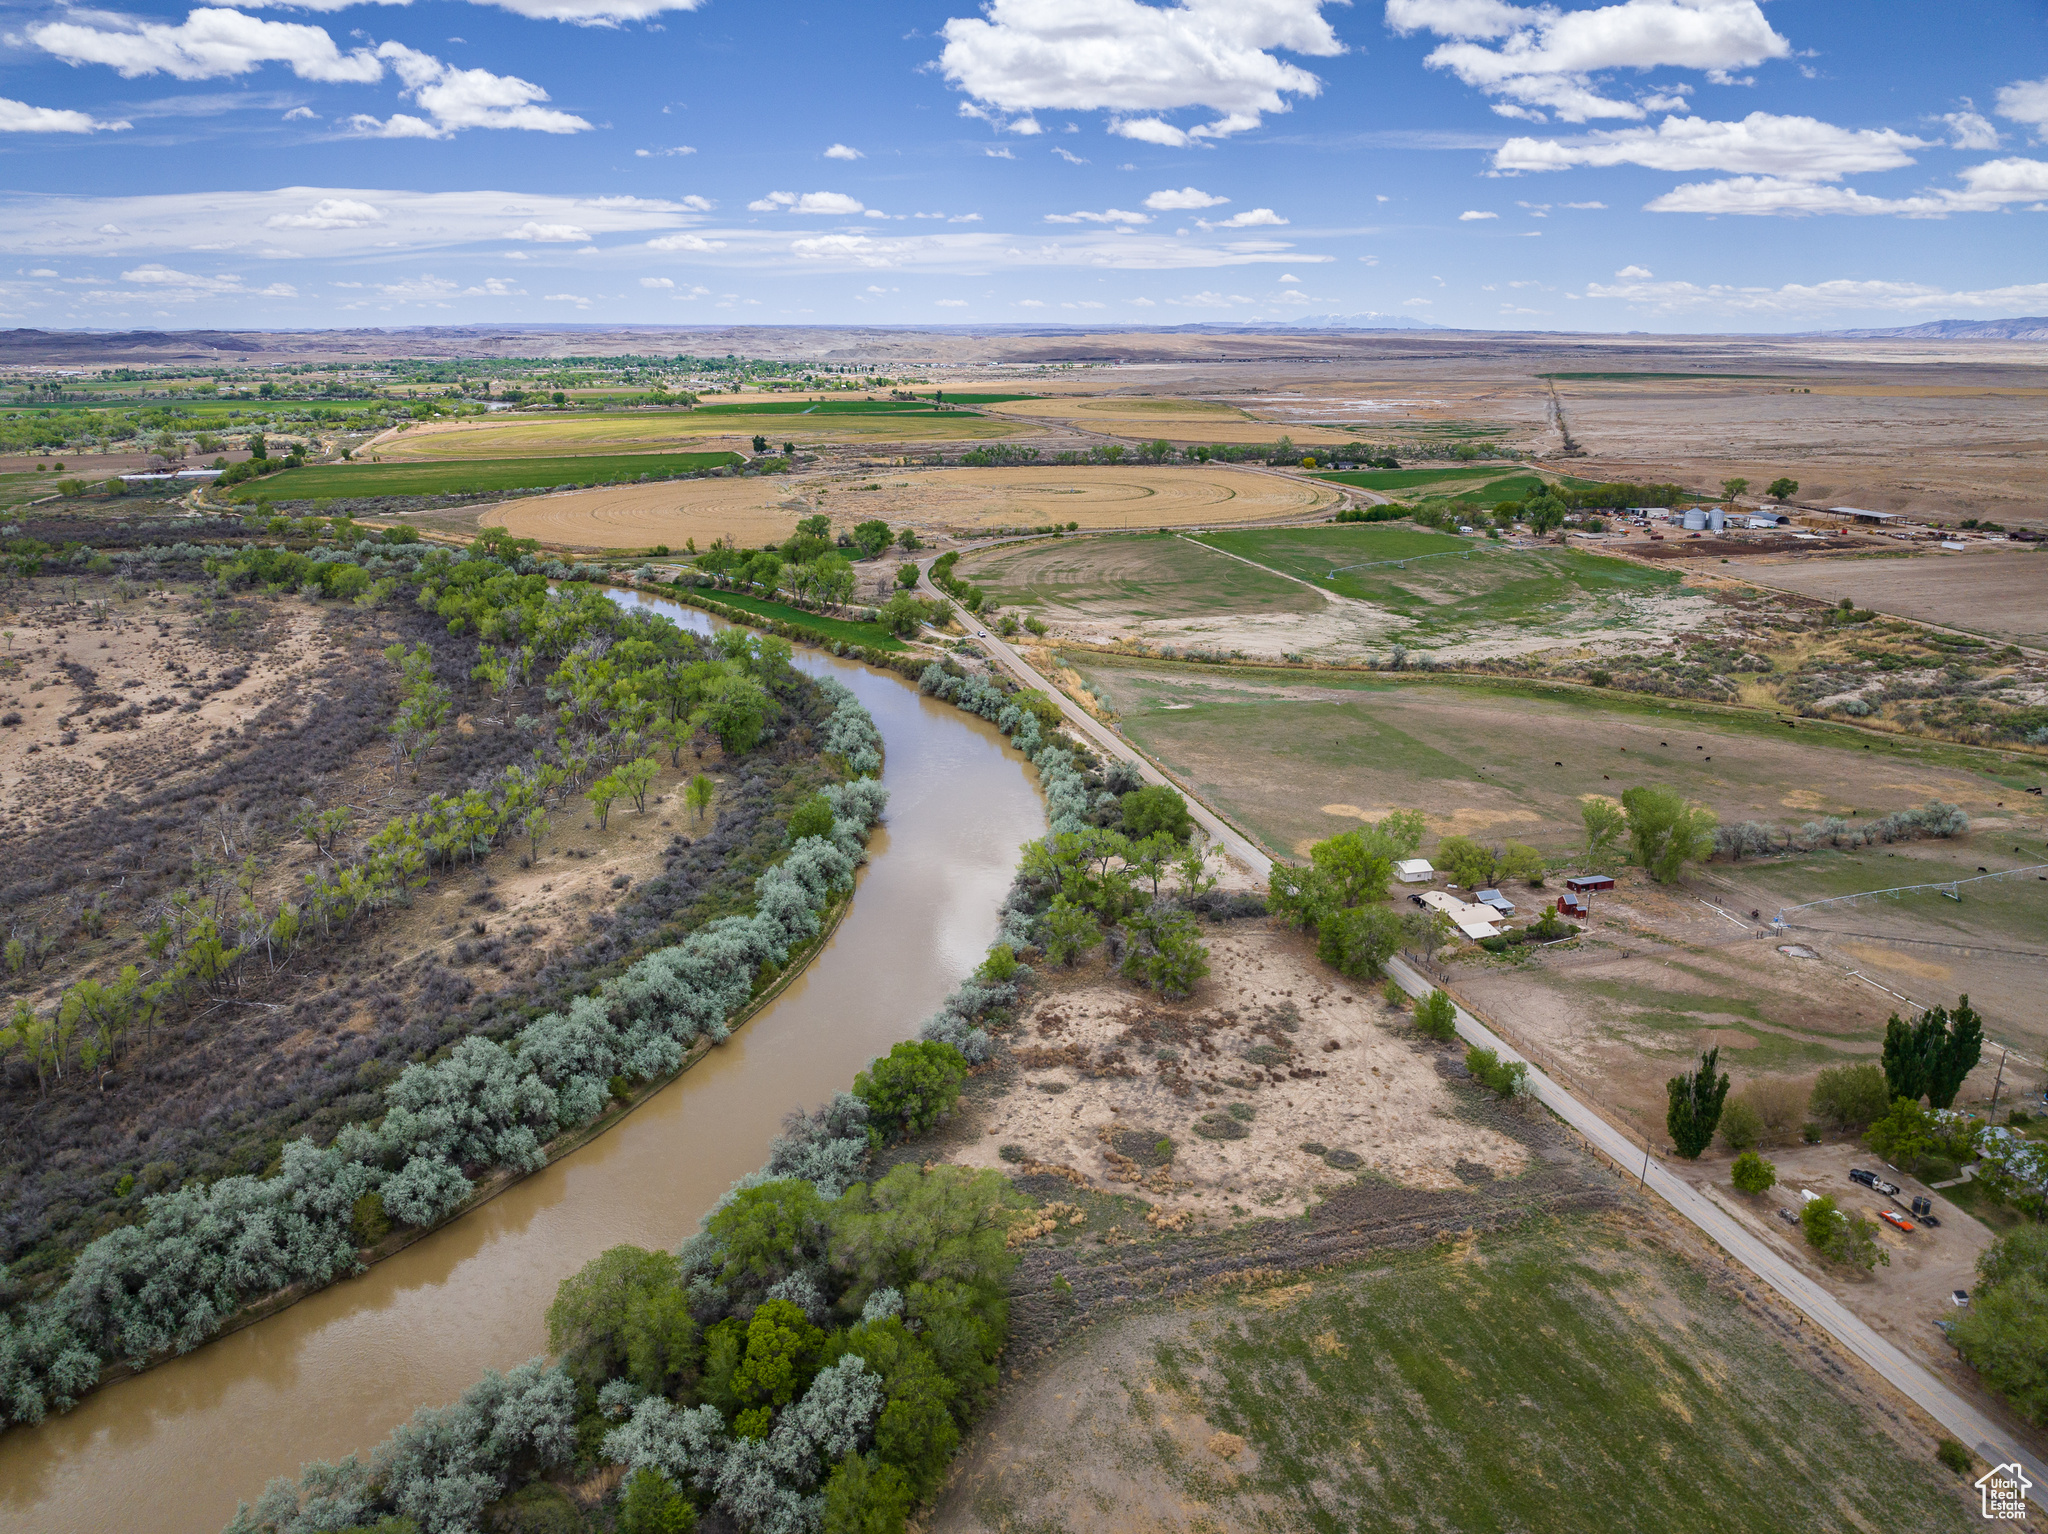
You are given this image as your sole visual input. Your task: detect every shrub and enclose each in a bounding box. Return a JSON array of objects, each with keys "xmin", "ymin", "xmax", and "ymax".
[
  {"xmin": 1802, "ymin": 1121, "xmax": 1824, "ymax": 1144},
  {"xmin": 1464, "ymin": 1046, "xmax": 1528, "ymax": 1098},
  {"xmin": 1809, "ymin": 1062, "xmax": 1890, "ymax": 1132},
  {"xmin": 1119, "ymin": 784, "xmax": 1192, "ymax": 843},
  {"xmin": 823, "ymin": 1451, "xmax": 913, "ymax": 1534},
  {"xmin": 1730, "ymin": 1151, "xmax": 1777, "ymax": 1195},
  {"xmin": 1120, "ymin": 906, "xmax": 1209, "ymax": 1000},
  {"xmin": 1415, "ymin": 989, "xmax": 1458, "ymax": 1042},
  {"xmin": 1716, "ymin": 1097, "xmax": 1764, "ymax": 1152},
  {"xmin": 620, "ymin": 1468, "xmax": 696, "ymax": 1534},
  {"xmin": 1037, "ymin": 896, "xmax": 1099, "ymax": 966},
  {"xmin": 1382, "ymin": 980, "xmax": 1407, "ymax": 1010},
  {"xmin": 787, "ymin": 794, "xmax": 837, "ymax": 842},
  {"xmin": 853, "ymin": 1041, "xmax": 969, "ymax": 1144},
  {"xmin": 1800, "ymin": 1193, "xmax": 1888, "ymax": 1271},
  {"xmin": 1936, "ymin": 1439, "xmax": 1972, "ymax": 1475},
  {"xmin": 974, "ymin": 943, "xmax": 1020, "ymax": 984}
]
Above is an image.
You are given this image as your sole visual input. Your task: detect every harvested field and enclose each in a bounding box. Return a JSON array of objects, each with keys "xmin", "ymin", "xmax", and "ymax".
[
  {"xmin": 468, "ymin": 465, "xmax": 1339, "ymax": 548},
  {"xmin": 1734, "ymin": 546, "xmax": 2048, "ymax": 647},
  {"xmin": 980, "ymin": 395, "xmax": 1367, "ymax": 445},
  {"xmin": 956, "ymin": 533, "xmax": 1321, "ymax": 624},
  {"xmin": 369, "ymin": 408, "xmax": 1023, "ymax": 460},
  {"xmin": 1059, "ymin": 660, "xmax": 2038, "ymax": 859},
  {"xmin": 941, "ymin": 1212, "xmax": 1979, "ymax": 1534},
  {"xmin": 468, "ymin": 476, "xmax": 826, "ymax": 549}
]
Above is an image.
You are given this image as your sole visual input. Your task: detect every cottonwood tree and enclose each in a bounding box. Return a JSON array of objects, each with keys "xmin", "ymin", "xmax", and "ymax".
[
  {"xmin": 685, "ymin": 773, "xmax": 714, "ymax": 822},
  {"xmin": 1767, "ymin": 477, "xmax": 1798, "ymax": 502},
  {"xmin": 1621, "ymin": 785, "xmax": 1716, "ymax": 882}
]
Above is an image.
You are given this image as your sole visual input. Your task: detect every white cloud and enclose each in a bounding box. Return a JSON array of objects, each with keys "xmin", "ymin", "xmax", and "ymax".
[
  {"xmin": 644, "ymin": 232, "xmax": 726, "ymax": 251},
  {"xmin": 1017, "ymin": 298, "xmax": 1047, "ymax": 307},
  {"xmin": 504, "ymin": 220, "xmax": 588, "ymax": 241},
  {"xmin": 985, "ymin": 146, "xmax": 1016, "ymax": 158},
  {"xmin": 1997, "ymin": 77, "xmax": 2048, "ymax": 129},
  {"xmin": 939, "ymin": 0, "xmax": 1341, "ymax": 142},
  {"xmin": 1585, "ymin": 272, "xmax": 2048, "ymax": 316},
  {"xmin": 1387, "ymin": 0, "xmax": 1791, "ymax": 122},
  {"xmin": 346, "ymin": 113, "xmax": 441, "ymax": 138},
  {"xmin": 748, "ymin": 190, "xmax": 867, "ymax": 215},
  {"xmin": 1644, "ymin": 158, "xmax": 2048, "ymax": 217},
  {"xmin": 1494, "ymin": 112, "xmax": 1925, "ymax": 179},
  {"xmin": 1563, "ymin": 199, "xmax": 1606, "ymax": 208},
  {"xmin": 282, "ymin": 105, "xmax": 318, "ymax": 121},
  {"xmin": 1051, "ymin": 146, "xmax": 1088, "ymax": 163},
  {"xmin": 30, "ymin": 8, "xmax": 382, "ymax": 83},
  {"xmin": 217, "ymin": 0, "xmax": 712, "ymax": 26},
  {"xmin": 935, "ymin": 298, "xmax": 967, "ymax": 306},
  {"xmin": 266, "ymin": 196, "xmax": 383, "ymax": 229},
  {"xmin": 1941, "ymin": 110, "xmax": 1999, "ymax": 152},
  {"xmin": 543, "ymin": 291, "xmax": 590, "ymax": 305},
  {"xmin": 0, "ymin": 97, "xmax": 130, "ymax": 133},
  {"xmin": 1458, "ymin": 209, "xmax": 1498, "ymax": 220},
  {"xmin": 635, "ymin": 145, "xmax": 696, "ymax": 157},
  {"xmin": 640, "ymin": 276, "xmax": 673, "ymax": 288},
  {"xmin": 823, "ymin": 143, "xmax": 863, "ymax": 160},
  {"xmin": 1145, "ymin": 186, "xmax": 1228, "ymax": 210},
  {"xmin": 368, "ymin": 42, "xmax": 589, "ymax": 135},
  {"xmin": 1045, "ymin": 207, "xmax": 1151, "ymax": 224},
  {"xmin": 1200, "ymin": 207, "xmax": 1286, "ymax": 228},
  {"xmin": 85, "ymin": 262, "xmax": 299, "ymax": 302},
  {"xmin": 1615, "ymin": 263, "xmax": 1652, "ymax": 277}
]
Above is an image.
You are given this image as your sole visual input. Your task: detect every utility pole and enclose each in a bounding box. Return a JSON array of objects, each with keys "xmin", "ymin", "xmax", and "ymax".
[{"xmin": 1989, "ymin": 1046, "xmax": 2010, "ymax": 1122}]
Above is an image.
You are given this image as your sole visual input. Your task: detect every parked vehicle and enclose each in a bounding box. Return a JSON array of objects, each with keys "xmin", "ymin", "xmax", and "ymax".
[
  {"xmin": 1879, "ymin": 1210, "xmax": 1916, "ymax": 1233},
  {"xmin": 1907, "ymin": 1195, "xmax": 1942, "ymax": 1227},
  {"xmin": 1849, "ymin": 1167, "xmax": 1900, "ymax": 1195},
  {"xmin": 1777, "ymin": 1207, "xmax": 1800, "ymax": 1226}
]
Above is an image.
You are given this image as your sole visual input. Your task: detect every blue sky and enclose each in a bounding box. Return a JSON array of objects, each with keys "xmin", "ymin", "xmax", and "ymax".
[{"xmin": 1, "ymin": 0, "xmax": 2044, "ymax": 333}]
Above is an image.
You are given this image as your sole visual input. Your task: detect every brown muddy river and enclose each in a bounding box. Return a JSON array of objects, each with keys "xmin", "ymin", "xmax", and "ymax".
[{"xmin": 0, "ymin": 596, "xmax": 1046, "ymax": 1534}]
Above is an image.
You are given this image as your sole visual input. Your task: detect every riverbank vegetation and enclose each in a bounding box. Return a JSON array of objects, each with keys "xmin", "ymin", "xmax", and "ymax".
[{"xmin": 0, "ymin": 513, "xmax": 887, "ymax": 1429}]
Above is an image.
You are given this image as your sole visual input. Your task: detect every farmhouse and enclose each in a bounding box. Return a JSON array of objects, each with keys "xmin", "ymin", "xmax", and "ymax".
[{"xmin": 1414, "ymin": 888, "xmax": 1505, "ymax": 940}]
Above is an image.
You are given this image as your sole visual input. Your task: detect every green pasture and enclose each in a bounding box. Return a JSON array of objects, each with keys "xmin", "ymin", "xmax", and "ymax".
[
  {"xmin": 993, "ymin": 1217, "xmax": 1971, "ymax": 1534},
  {"xmin": 958, "ymin": 533, "xmax": 1318, "ymax": 622},
  {"xmin": 684, "ymin": 588, "xmax": 904, "ymax": 651},
  {"xmin": 692, "ymin": 399, "xmax": 959, "ymax": 417},
  {"xmin": 916, "ymin": 392, "xmax": 1042, "ymax": 404},
  {"xmin": 1311, "ymin": 465, "xmax": 1516, "ymax": 492},
  {"xmin": 228, "ymin": 451, "xmax": 742, "ymax": 501}
]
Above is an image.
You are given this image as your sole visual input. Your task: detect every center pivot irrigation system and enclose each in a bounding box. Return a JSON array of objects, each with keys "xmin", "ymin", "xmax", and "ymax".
[
  {"xmin": 1769, "ymin": 862, "xmax": 2048, "ymax": 929},
  {"xmin": 1323, "ymin": 546, "xmax": 1502, "ymax": 579}
]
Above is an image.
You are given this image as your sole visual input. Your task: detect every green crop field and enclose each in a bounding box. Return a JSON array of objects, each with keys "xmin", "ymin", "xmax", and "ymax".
[
  {"xmin": 917, "ymin": 392, "xmax": 1042, "ymax": 404},
  {"xmin": 691, "ymin": 399, "xmax": 958, "ymax": 416},
  {"xmin": 1311, "ymin": 465, "xmax": 1515, "ymax": 491},
  {"xmin": 948, "ymin": 1216, "xmax": 1973, "ymax": 1533},
  {"xmin": 956, "ymin": 532, "xmax": 1319, "ymax": 622},
  {"xmin": 685, "ymin": 588, "xmax": 904, "ymax": 651},
  {"xmin": 228, "ymin": 451, "xmax": 742, "ymax": 500},
  {"xmin": 1197, "ymin": 525, "xmax": 1677, "ymax": 631}
]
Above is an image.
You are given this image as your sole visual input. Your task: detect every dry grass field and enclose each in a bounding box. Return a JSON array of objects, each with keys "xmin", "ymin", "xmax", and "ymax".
[
  {"xmin": 981, "ymin": 393, "xmax": 1417, "ymax": 446},
  {"xmin": 1732, "ymin": 546, "xmax": 2048, "ymax": 647},
  {"xmin": 471, "ymin": 476, "xmax": 822, "ymax": 549}
]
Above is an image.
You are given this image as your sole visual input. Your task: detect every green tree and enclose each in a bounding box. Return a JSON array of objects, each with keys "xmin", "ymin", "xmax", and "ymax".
[
  {"xmin": 1119, "ymin": 784, "xmax": 1192, "ymax": 843},
  {"xmin": 1882, "ymin": 996, "xmax": 1984, "ymax": 1109},
  {"xmin": 1581, "ymin": 797, "xmax": 1626, "ymax": 863},
  {"xmin": 586, "ymin": 772, "xmax": 621, "ymax": 830},
  {"xmin": 1315, "ymin": 904, "xmax": 1402, "ymax": 981},
  {"xmin": 1524, "ymin": 495, "xmax": 1566, "ymax": 534},
  {"xmin": 701, "ymin": 672, "xmax": 770, "ymax": 753},
  {"xmin": 707, "ymin": 1179, "xmax": 830, "ymax": 1286},
  {"xmin": 1800, "ymin": 1193, "xmax": 1888, "ymax": 1270},
  {"xmin": 1809, "ymin": 1062, "xmax": 1890, "ymax": 1132},
  {"xmin": 1767, "ymin": 477, "xmax": 1798, "ymax": 502},
  {"xmin": 1037, "ymin": 895, "xmax": 1100, "ymax": 966},
  {"xmin": 828, "ymin": 1163, "xmax": 1023, "ymax": 1297},
  {"xmin": 1621, "ymin": 785, "xmax": 1717, "ymax": 883},
  {"xmin": 1953, "ymin": 1226, "xmax": 2048, "ymax": 1424},
  {"xmin": 546, "ymin": 1245, "xmax": 699, "ymax": 1393},
  {"xmin": 1667, "ymin": 1047, "xmax": 1731, "ymax": 1159},
  {"xmin": 616, "ymin": 756, "xmax": 659, "ymax": 813},
  {"xmin": 1434, "ymin": 835, "xmax": 1496, "ymax": 889},
  {"xmin": 752, "ymin": 435, "xmax": 769, "ymax": 454},
  {"xmin": 1720, "ymin": 477, "xmax": 1750, "ymax": 502},
  {"xmin": 621, "ymin": 1467, "xmax": 697, "ymax": 1534},
  {"xmin": 1121, "ymin": 905, "xmax": 1210, "ymax": 998},
  {"xmin": 733, "ymin": 1297, "xmax": 824, "ymax": 1409},
  {"xmin": 1465, "ymin": 1045, "xmax": 1528, "ymax": 1097},
  {"xmin": 787, "ymin": 793, "xmax": 836, "ymax": 842},
  {"xmin": 1730, "ymin": 1150, "xmax": 1777, "ymax": 1195},
  {"xmin": 895, "ymin": 562, "xmax": 919, "ymax": 589},
  {"xmin": 1498, "ymin": 843, "xmax": 1546, "ymax": 885},
  {"xmin": 1716, "ymin": 1096, "xmax": 1764, "ymax": 1151},
  {"xmin": 685, "ymin": 772, "xmax": 714, "ymax": 822},
  {"xmin": 851, "ymin": 519, "xmax": 893, "ymax": 559},
  {"xmin": 854, "ymin": 1040, "xmax": 969, "ymax": 1143},
  {"xmin": 1415, "ymin": 989, "xmax": 1458, "ymax": 1042},
  {"xmin": 823, "ymin": 1452, "xmax": 913, "ymax": 1534}
]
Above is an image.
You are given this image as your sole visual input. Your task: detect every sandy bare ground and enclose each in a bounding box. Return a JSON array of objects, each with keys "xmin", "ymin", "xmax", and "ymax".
[
  {"xmin": 1731, "ymin": 545, "xmax": 2048, "ymax": 647},
  {"xmin": 951, "ymin": 921, "xmax": 1530, "ymax": 1227}
]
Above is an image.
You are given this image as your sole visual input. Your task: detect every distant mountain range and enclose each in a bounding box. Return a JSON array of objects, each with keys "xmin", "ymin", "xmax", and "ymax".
[{"xmin": 1817, "ymin": 316, "xmax": 2048, "ymax": 340}]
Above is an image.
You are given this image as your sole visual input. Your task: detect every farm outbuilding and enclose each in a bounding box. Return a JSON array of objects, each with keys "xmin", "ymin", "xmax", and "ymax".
[{"xmin": 1395, "ymin": 859, "xmax": 1435, "ymax": 884}]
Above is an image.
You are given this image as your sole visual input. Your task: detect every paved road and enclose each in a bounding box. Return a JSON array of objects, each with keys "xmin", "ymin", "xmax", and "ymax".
[{"xmin": 917, "ymin": 554, "xmax": 2045, "ymax": 1499}]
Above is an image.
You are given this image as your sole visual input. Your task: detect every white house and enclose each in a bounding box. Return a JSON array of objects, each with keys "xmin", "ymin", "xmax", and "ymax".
[
  {"xmin": 1394, "ymin": 859, "xmax": 1435, "ymax": 884},
  {"xmin": 1415, "ymin": 888, "xmax": 1504, "ymax": 941}
]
